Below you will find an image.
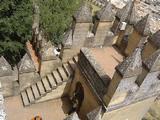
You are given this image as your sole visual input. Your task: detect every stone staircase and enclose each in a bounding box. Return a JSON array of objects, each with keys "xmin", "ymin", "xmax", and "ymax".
[{"xmin": 21, "ymin": 56, "xmax": 78, "ymax": 106}]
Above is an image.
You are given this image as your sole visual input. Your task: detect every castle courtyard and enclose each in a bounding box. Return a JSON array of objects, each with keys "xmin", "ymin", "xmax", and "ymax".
[{"xmin": 4, "ymin": 96, "xmax": 71, "ymax": 120}]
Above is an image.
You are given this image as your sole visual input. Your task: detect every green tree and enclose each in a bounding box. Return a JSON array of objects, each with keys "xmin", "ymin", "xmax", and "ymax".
[
  {"xmin": 38, "ymin": 0, "xmax": 81, "ymax": 44},
  {"xmin": 0, "ymin": 0, "xmax": 33, "ymax": 65},
  {"xmin": 0, "ymin": 0, "xmax": 81, "ymax": 65}
]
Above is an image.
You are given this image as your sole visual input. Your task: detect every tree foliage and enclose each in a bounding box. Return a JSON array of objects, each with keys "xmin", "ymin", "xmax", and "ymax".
[
  {"xmin": 38, "ymin": 0, "xmax": 81, "ymax": 43},
  {"xmin": 0, "ymin": 0, "xmax": 81, "ymax": 65},
  {"xmin": 0, "ymin": 0, "xmax": 33, "ymax": 65}
]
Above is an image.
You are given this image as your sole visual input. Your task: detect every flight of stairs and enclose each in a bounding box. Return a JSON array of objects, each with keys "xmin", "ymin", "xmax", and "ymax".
[{"xmin": 21, "ymin": 56, "xmax": 78, "ymax": 106}]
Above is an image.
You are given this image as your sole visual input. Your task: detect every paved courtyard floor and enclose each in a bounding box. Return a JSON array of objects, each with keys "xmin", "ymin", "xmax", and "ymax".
[{"xmin": 4, "ymin": 95, "xmax": 71, "ymax": 120}]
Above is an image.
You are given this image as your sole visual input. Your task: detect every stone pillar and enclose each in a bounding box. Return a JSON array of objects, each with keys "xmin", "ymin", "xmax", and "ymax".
[
  {"xmin": 60, "ymin": 29, "xmax": 77, "ymax": 62},
  {"xmin": 72, "ymin": 2, "xmax": 92, "ymax": 49},
  {"xmin": 124, "ymin": 14, "xmax": 150, "ymax": 56},
  {"xmin": 103, "ymin": 47, "xmax": 142, "ymax": 107},
  {"xmin": 18, "ymin": 53, "xmax": 40, "ymax": 91},
  {"xmin": 38, "ymin": 38, "xmax": 61, "ymax": 77},
  {"xmin": 115, "ymin": 1, "xmax": 136, "ymax": 52},
  {"xmin": 142, "ymin": 30, "xmax": 160, "ymax": 60},
  {"xmin": 61, "ymin": 2, "xmax": 92, "ymax": 62},
  {"xmin": 111, "ymin": 1, "xmax": 134, "ymax": 44},
  {"xmin": 0, "ymin": 56, "xmax": 18, "ymax": 97},
  {"xmin": 93, "ymin": 2, "xmax": 115, "ymax": 47},
  {"xmin": 135, "ymin": 49, "xmax": 160, "ymax": 100}
]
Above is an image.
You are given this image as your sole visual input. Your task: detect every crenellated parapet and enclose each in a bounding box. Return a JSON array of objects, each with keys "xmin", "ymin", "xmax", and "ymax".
[
  {"xmin": 93, "ymin": 2, "xmax": 115, "ymax": 47},
  {"xmin": 142, "ymin": 30, "xmax": 160, "ymax": 60},
  {"xmin": 18, "ymin": 53, "xmax": 40, "ymax": 91},
  {"xmin": 0, "ymin": 56, "xmax": 18, "ymax": 97}
]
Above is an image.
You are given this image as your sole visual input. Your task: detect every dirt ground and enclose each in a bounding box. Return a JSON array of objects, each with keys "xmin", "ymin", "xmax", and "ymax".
[{"xmin": 4, "ymin": 95, "xmax": 71, "ymax": 120}]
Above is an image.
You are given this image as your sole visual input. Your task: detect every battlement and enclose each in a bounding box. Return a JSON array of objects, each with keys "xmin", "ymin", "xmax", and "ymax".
[{"xmin": 1, "ymin": 1, "xmax": 160, "ymax": 120}]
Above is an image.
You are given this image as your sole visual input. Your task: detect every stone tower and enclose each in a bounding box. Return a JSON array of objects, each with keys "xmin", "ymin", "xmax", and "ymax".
[{"xmin": 93, "ymin": 2, "xmax": 114, "ymax": 47}]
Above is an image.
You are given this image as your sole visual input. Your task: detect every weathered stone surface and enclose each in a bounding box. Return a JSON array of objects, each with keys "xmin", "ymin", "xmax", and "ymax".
[
  {"xmin": 134, "ymin": 14, "xmax": 150, "ymax": 36},
  {"xmin": 74, "ymin": 2, "xmax": 92, "ymax": 23},
  {"xmin": 103, "ymin": 97, "xmax": 156, "ymax": 120},
  {"xmin": 63, "ymin": 29, "xmax": 73, "ymax": 48},
  {"xmin": 87, "ymin": 106, "xmax": 103, "ymax": 120},
  {"xmin": 135, "ymin": 71, "xmax": 160, "ymax": 100},
  {"xmin": 97, "ymin": 2, "xmax": 114, "ymax": 22},
  {"xmin": 94, "ymin": 23, "xmax": 113, "ymax": 47},
  {"xmin": 116, "ymin": 47, "xmax": 142, "ymax": 78},
  {"xmin": 19, "ymin": 72, "xmax": 41, "ymax": 91},
  {"xmin": 116, "ymin": 0, "xmax": 134, "ymax": 22},
  {"xmin": 18, "ymin": 53, "xmax": 36, "ymax": 74},
  {"xmin": 72, "ymin": 23, "xmax": 91, "ymax": 48},
  {"xmin": 143, "ymin": 49, "xmax": 160, "ymax": 72},
  {"xmin": 0, "ymin": 56, "xmax": 12, "ymax": 77},
  {"xmin": 129, "ymin": 4, "xmax": 137, "ymax": 25},
  {"xmin": 148, "ymin": 30, "xmax": 160, "ymax": 49},
  {"xmin": 39, "ymin": 38, "xmax": 57, "ymax": 61},
  {"xmin": 40, "ymin": 58, "xmax": 62, "ymax": 78},
  {"xmin": 79, "ymin": 48, "xmax": 111, "ymax": 98},
  {"xmin": 103, "ymin": 31, "xmax": 114, "ymax": 46},
  {"xmin": 65, "ymin": 112, "xmax": 80, "ymax": 120}
]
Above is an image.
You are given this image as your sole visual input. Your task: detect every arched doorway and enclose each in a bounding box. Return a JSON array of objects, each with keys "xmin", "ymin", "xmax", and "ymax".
[{"xmin": 69, "ymin": 82, "xmax": 84, "ymax": 114}]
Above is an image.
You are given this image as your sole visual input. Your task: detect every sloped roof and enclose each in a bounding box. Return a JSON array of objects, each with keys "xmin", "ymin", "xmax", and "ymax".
[
  {"xmin": 0, "ymin": 56, "xmax": 12, "ymax": 77},
  {"xmin": 148, "ymin": 30, "xmax": 160, "ymax": 48},
  {"xmin": 18, "ymin": 53, "xmax": 36, "ymax": 73},
  {"xmin": 116, "ymin": 0, "xmax": 134, "ymax": 22},
  {"xmin": 143, "ymin": 49, "xmax": 160, "ymax": 72},
  {"xmin": 87, "ymin": 106, "xmax": 102, "ymax": 120},
  {"xmin": 97, "ymin": 2, "xmax": 114, "ymax": 22},
  {"xmin": 74, "ymin": 2, "xmax": 92, "ymax": 23},
  {"xmin": 116, "ymin": 47, "xmax": 142, "ymax": 78}
]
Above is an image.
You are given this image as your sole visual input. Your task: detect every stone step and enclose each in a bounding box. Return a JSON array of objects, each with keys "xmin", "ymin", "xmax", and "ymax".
[
  {"xmin": 68, "ymin": 60, "xmax": 76, "ymax": 70},
  {"xmin": 57, "ymin": 67, "xmax": 68, "ymax": 82},
  {"xmin": 42, "ymin": 77, "xmax": 52, "ymax": 92},
  {"xmin": 46, "ymin": 74, "xmax": 57, "ymax": 89},
  {"xmin": 26, "ymin": 88, "xmax": 35, "ymax": 104},
  {"xmin": 21, "ymin": 91, "xmax": 30, "ymax": 106},
  {"xmin": 52, "ymin": 71, "xmax": 63, "ymax": 85},
  {"xmin": 36, "ymin": 81, "xmax": 46, "ymax": 96},
  {"xmin": 62, "ymin": 63, "xmax": 73, "ymax": 77},
  {"xmin": 31, "ymin": 84, "xmax": 41, "ymax": 100}
]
